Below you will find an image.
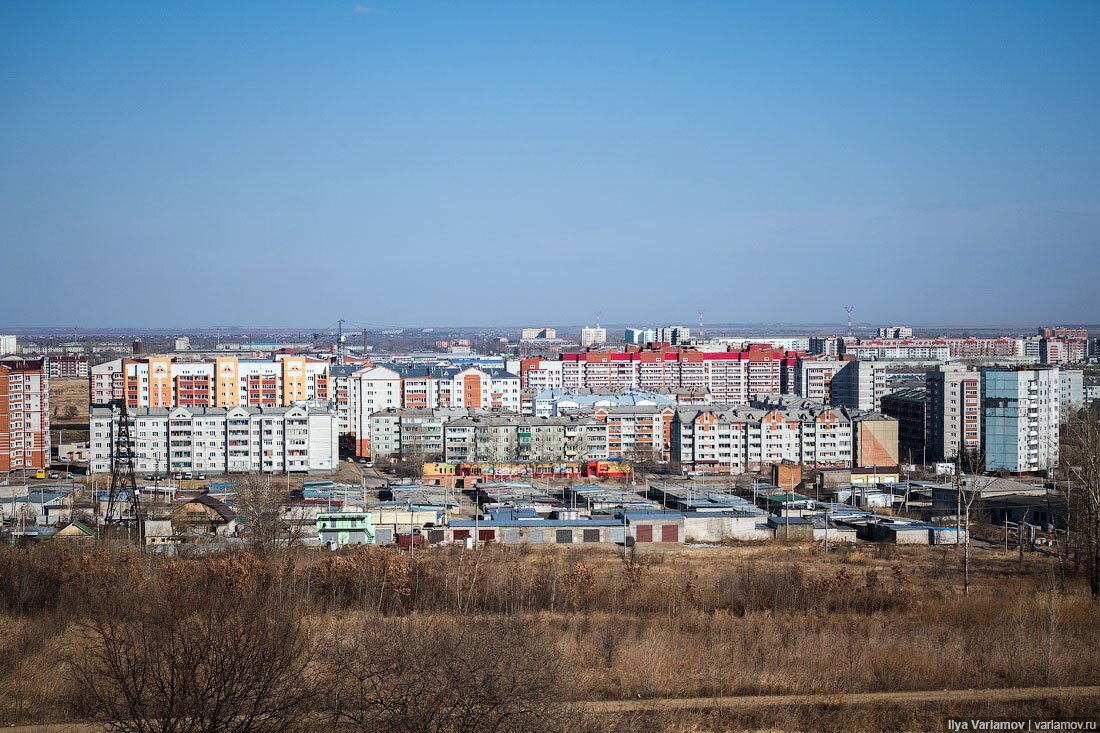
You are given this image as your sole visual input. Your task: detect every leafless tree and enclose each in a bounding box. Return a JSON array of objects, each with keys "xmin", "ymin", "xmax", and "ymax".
[
  {"xmin": 957, "ymin": 448, "xmax": 994, "ymax": 595},
  {"xmin": 323, "ymin": 618, "xmax": 571, "ymax": 733},
  {"xmin": 234, "ymin": 475, "xmax": 289, "ymax": 549},
  {"xmin": 1061, "ymin": 405, "xmax": 1100, "ymax": 598},
  {"xmin": 70, "ymin": 584, "xmax": 319, "ymax": 733}
]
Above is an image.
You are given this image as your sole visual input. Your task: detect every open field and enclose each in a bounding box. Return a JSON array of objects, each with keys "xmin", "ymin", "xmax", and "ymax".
[
  {"xmin": 48, "ymin": 378, "xmax": 89, "ymax": 444},
  {"xmin": 1, "ymin": 542, "xmax": 1097, "ymax": 731}
]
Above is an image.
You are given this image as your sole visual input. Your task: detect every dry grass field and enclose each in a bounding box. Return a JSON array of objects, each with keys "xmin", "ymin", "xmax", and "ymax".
[
  {"xmin": 0, "ymin": 542, "xmax": 1096, "ymax": 731},
  {"xmin": 48, "ymin": 378, "xmax": 89, "ymax": 443}
]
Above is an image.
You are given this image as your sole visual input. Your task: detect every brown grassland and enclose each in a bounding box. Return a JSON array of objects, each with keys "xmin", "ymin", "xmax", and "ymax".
[{"xmin": 0, "ymin": 541, "xmax": 1098, "ymax": 732}]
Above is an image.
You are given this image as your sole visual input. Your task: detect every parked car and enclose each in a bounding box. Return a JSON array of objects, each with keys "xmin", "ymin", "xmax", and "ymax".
[
  {"xmin": 49, "ymin": 472, "xmax": 60, "ymax": 479},
  {"xmin": 184, "ymin": 472, "xmax": 194, "ymax": 480},
  {"xmin": 197, "ymin": 473, "xmax": 206, "ymax": 481}
]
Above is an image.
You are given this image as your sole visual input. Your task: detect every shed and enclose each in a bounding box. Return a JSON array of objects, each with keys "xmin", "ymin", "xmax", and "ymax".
[{"xmin": 768, "ymin": 515, "xmax": 815, "ymax": 542}]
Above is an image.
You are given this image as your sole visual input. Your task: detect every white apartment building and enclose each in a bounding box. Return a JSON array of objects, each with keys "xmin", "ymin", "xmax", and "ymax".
[
  {"xmin": 793, "ymin": 358, "xmax": 844, "ymax": 403},
  {"xmin": 368, "ymin": 408, "xmax": 469, "ymax": 461},
  {"xmin": 0, "ymin": 336, "xmax": 17, "ymax": 355},
  {"xmin": 88, "ymin": 404, "xmax": 338, "ymax": 474},
  {"xmin": 671, "ymin": 403, "xmax": 855, "ymax": 474},
  {"xmin": 347, "ymin": 364, "xmax": 520, "ymax": 456},
  {"xmin": 580, "ymin": 326, "xmax": 607, "ymax": 348},
  {"xmin": 829, "ymin": 360, "xmax": 888, "ymax": 412},
  {"xmin": 981, "ymin": 366, "xmax": 1061, "ymax": 473}
]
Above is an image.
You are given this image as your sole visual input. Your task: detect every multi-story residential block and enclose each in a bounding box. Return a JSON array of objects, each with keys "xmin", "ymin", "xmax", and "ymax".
[
  {"xmin": 829, "ymin": 359, "xmax": 887, "ymax": 412},
  {"xmin": 624, "ymin": 327, "xmax": 657, "ymax": 345},
  {"xmin": 328, "ymin": 364, "xmax": 358, "ymax": 436},
  {"xmin": 347, "ymin": 364, "xmax": 520, "ymax": 456},
  {"xmin": 0, "ymin": 336, "xmax": 17, "ymax": 355},
  {"xmin": 521, "ymin": 328, "xmax": 557, "ymax": 341},
  {"xmin": 1042, "ymin": 327, "xmax": 1089, "ymax": 340},
  {"xmin": 0, "ymin": 357, "xmax": 50, "ymax": 472},
  {"xmin": 981, "ymin": 366, "xmax": 1061, "ymax": 473},
  {"xmin": 926, "ymin": 365, "xmax": 981, "ymax": 463},
  {"xmin": 368, "ymin": 408, "xmax": 468, "ymax": 461},
  {"xmin": 530, "ymin": 388, "xmax": 676, "ymax": 417},
  {"xmin": 877, "ymin": 326, "xmax": 913, "ymax": 339},
  {"xmin": 88, "ymin": 404, "xmax": 338, "ymax": 474},
  {"xmin": 525, "ymin": 346, "xmax": 796, "ymax": 406},
  {"xmin": 90, "ymin": 355, "xmax": 331, "ymax": 408},
  {"xmin": 671, "ymin": 400, "xmax": 862, "ymax": 474},
  {"xmin": 593, "ymin": 405, "xmax": 675, "ymax": 461},
  {"xmin": 793, "ymin": 357, "xmax": 845, "ymax": 402},
  {"xmin": 880, "ymin": 388, "xmax": 927, "ymax": 465},
  {"xmin": 443, "ymin": 415, "xmax": 608, "ymax": 464},
  {"xmin": 1060, "ymin": 369, "xmax": 1084, "ymax": 419},
  {"xmin": 47, "ymin": 354, "xmax": 89, "ymax": 379},
  {"xmin": 1041, "ymin": 337, "xmax": 1087, "ymax": 365},
  {"xmin": 580, "ymin": 326, "xmax": 607, "ymax": 348},
  {"xmin": 656, "ymin": 326, "xmax": 691, "ymax": 345}
]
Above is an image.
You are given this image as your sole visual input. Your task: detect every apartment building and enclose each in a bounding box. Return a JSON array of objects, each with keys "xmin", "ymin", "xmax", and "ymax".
[
  {"xmin": 368, "ymin": 408, "xmax": 468, "ymax": 461},
  {"xmin": 524, "ymin": 346, "xmax": 796, "ymax": 405},
  {"xmin": 580, "ymin": 326, "xmax": 607, "ymax": 348},
  {"xmin": 0, "ymin": 336, "xmax": 17, "ymax": 356},
  {"xmin": 829, "ymin": 359, "xmax": 888, "ymax": 412},
  {"xmin": 530, "ymin": 389, "xmax": 676, "ymax": 417},
  {"xmin": 1041, "ymin": 337, "xmax": 1087, "ymax": 365},
  {"xmin": 926, "ymin": 365, "xmax": 981, "ymax": 462},
  {"xmin": 347, "ymin": 364, "xmax": 520, "ymax": 456},
  {"xmin": 877, "ymin": 326, "xmax": 913, "ymax": 339},
  {"xmin": 792, "ymin": 357, "xmax": 845, "ymax": 402},
  {"xmin": 47, "ymin": 354, "xmax": 89, "ymax": 379},
  {"xmin": 88, "ymin": 404, "xmax": 338, "ymax": 474},
  {"xmin": 443, "ymin": 415, "xmax": 608, "ymax": 464},
  {"xmin": 593, "ymin": 405, "xmax": 675, "ymax": 461},
  {"xmin": 981, "ymin": 366, "xmax": 1060, "ymax": 473},
  {"xmin": 1061, "ymin": 369, "xmax": 1085, "ymax": 418},
  {"xmin": 90, "ymin": 355, "xmax": 331, "ymax": 408},
  {"xmin": 880, "ymin": 388, "xmax": 927, "ymax": 465},
  {"xmin": 0, "ymin": 357, "xmax": 50, "ymax": 472},
  {"xmin": 671, "ymin": 401, "xmax": 859, "ymax": 475},
  {"xmin": 624, "ymin": 328, "xmax": 657, "ymax": 345}
]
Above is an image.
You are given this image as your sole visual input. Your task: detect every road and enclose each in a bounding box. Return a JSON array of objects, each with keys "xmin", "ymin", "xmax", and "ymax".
[
  {"xmin": 577, "ymin": 685, "xmax": 1100, "ymax": 713},
  {"xmin": 8, "ymin": 686, "xmax": 1099, "ymax": 730}
]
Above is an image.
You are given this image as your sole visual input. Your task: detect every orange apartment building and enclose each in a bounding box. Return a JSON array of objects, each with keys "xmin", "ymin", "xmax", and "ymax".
[
  {"xmin": 0, "ymin": 357, "xmax": 50, "ymax": 472},
  {"xmin": 90, "ymin": 355, "xmax": 330, "ymax": 409}
]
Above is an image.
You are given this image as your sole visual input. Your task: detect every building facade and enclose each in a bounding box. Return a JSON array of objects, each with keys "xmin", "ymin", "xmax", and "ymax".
[
  {"xmin": 443, "ymin": 415, "xmax": 609, "ymax": 464},
  {"xmin": 90, "ymin": 355, "xmax": 331, "ymax": 408},
  {"xmin": 880, "ymin": 388, "xmax": 927, "ymax": 465},
  {"xmin": 47, "ymin": 354, "xmax": 89, "ymax": 379},
  {"xmin": 829, "ymin": 359, "xmax": 888, "ymax": 412},
  {"xmin": 0, "ymin": 357, "xmax": 50, "ymax": 472},
  {"xmin": 926, "ymin": 365, "xmax": 981, "ymax": 463},
  {"xmin": 89, "ymin": 404, "xmax": 338, "ymax": 474},
  {"xmin": 981, "ymin": 366, "xmax": 1060, "ymax": 473}
]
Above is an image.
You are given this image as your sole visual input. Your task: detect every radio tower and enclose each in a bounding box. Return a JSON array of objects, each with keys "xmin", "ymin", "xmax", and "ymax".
[
  {"xmin": 844, "ymin": 305, "xmax": 854, "ymax": 337},
  {"xmin": 595, "ymin": 310, "xmax": 602, "ymax": 329},
  {"xmin": 697, "ymin": 308, "xmax": 705, "ymax": 339},
  {"xmin": 105, "ymin": 400, "xmax": 142, "ymax": 542}
]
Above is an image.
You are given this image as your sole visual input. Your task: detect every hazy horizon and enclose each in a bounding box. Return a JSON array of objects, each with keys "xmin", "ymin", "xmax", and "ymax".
[{"xmin": 3, "ymin": 1, "xmax": 1099, "ymax": 327}]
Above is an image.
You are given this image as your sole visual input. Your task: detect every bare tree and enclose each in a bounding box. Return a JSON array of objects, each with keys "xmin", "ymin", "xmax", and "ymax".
[
  {"xmin": 1061, "ymin": 405, "xmax": 1100, "ymax": 598},
  {"xmin": 234, "ymin": 475, "xmax": 289, "ymax": 549},
  {"xmin": 957, "ymin": 448, "xmax": 993, "ymax": 595},
  {"xmin": 324, "ymin": 618, "xmax": 571, "ymax": 733},
  {"xmin": 70, "ymin": 584, "xmax": 318, "ymax": 733}
]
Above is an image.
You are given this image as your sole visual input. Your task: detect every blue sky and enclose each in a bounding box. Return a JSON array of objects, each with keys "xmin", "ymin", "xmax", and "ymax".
[{"xmin": 2, "ymin": 1, "xmax": 1098, "ymax": 328}]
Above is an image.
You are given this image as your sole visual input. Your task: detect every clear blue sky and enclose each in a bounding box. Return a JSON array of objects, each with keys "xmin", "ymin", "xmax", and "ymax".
[{"xmin": 2, "ymin": 1, "xmax": 1098, "ymax": 329}]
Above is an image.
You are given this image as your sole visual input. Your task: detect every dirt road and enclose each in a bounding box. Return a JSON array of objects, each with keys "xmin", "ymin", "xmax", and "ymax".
[
  {"xmin": 578, "ymin": 685, "xmax": 1100, "ymax": 713},
  {"xmin": 8, "ymin": 685, "xmax": 1099, "ymax": 730}
]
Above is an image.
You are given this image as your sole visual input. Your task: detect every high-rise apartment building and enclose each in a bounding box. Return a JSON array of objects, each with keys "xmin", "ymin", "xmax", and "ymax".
[
  {"xmin": 880, "ymin": 388, "xmax": 927, "ymax": 465},
  {"xmin": 624, "ymin": 328, "xmax": 657, "ymax": 345},
  {"xmin": 877, "ymin": 326, "xmax": 913, "ymax": 339},
  {"xmin": 0, "ymin": 357, "xmax": 50, "ymax": 472},
  {"xmin": 90, "ymin": 356, "xmax": 330, "ymax": 408},
  {"xmin": 793, "ymin": 357, "xmax": 845, "ymax": 402},
  {"xmin": 0, "ymin": 336, "xmax": 17, "ymax": 356},
  {"xmin": 580, "ymin": 326, "xmax": 607, "ymax": 348},
  {"xmin": 981, "ymin": 366, "xmax": 1060, "ymax": 473},
  {"xmin": 829, "ymin": 359, "xmax": 887, "ymax": 412},
  {"xmin": 926, "ymin": 365, "xmax": 981, "ymax": 463}
]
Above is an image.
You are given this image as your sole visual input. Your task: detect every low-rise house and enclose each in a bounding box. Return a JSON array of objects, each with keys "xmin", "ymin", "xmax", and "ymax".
[{"xmin": 171, "ymin": 494, "xmax": 237, "ymax": 537}]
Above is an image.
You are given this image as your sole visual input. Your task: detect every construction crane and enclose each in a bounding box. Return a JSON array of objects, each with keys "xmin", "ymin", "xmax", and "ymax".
[{"xmin": 104, "ymin": 400, "xmax": 142, "ymax": 543}]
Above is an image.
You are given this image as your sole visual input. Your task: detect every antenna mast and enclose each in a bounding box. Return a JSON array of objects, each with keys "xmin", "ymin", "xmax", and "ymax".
[
  {"xmin": 698, "ymin": 308, "xmax": 705, "ymax": 339},
  {"xmin": 844, "ymin": 305, "xmax": 854, "ymax": 337}
]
